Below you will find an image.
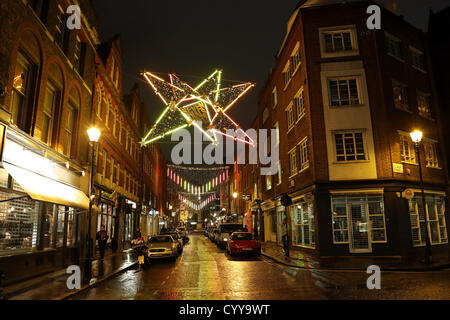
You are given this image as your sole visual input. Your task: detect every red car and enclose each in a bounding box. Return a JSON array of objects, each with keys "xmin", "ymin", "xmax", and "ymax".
[{"xmin": 226, "ymin": 232, "xmax": 261, "ymax": 256}]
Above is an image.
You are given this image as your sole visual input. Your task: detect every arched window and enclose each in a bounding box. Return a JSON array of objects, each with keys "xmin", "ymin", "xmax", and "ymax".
[
  {"xmin": 10, "ymin": 31, "xmax": 41, "ymax": 132},
  {"xmin": 96, "ymin": 84, "xmax": 103, "ymax": 118},
  {"xmin": 41, "ymin": 62, "xmax": 64, "ymax": 146},
  {"xmin": 64, "ymin": 88, "xmax": 80, "ymax": 158}
]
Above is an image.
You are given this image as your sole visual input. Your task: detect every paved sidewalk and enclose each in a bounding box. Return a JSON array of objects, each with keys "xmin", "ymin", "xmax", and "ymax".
[
  {"xmin": 261, "ymin": 242, "xmax": 450, "ymax": 271},
  {"xmin": 3, "ymin": 250, "xmax": 137, "ymax": 300}
]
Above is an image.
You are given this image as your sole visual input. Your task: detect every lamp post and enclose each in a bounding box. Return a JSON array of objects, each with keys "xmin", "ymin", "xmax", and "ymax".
[
  {"xmin": 410, "ymin": 130, "xmax": 432, "ymax": 264},
  {"xmin": 86, "ymin": 128, "xmax": 101, "ymax": 277},
  {"xmin": 233, "ymin": 192, "xmax": 238, "ymax": 223}
]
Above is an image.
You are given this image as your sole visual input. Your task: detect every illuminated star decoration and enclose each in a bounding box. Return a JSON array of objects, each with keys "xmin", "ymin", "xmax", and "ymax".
[
  {"xmin": 193, "ymin": 70, "xmax": 255, "ymax": 145},
  {"xmin": 141, "ymin": 70, "xmax": 255, "ymax": 146},
  {"xmin": 140, "ymin": 72, "xmax": 216, "ymax": 145}
]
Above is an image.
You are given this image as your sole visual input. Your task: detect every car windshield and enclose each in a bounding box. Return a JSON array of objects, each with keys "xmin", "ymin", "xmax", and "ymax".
[
  {"xmin": 148, "ymin": 236, "xmax": 172, "ymax": 243},
  {"xmin": 233, "ymin": 233, "xmax": 253, "ymax": 240},
  {"xmin": 220, "ymin": 224, "xmax": 243, "ymax": 233}
]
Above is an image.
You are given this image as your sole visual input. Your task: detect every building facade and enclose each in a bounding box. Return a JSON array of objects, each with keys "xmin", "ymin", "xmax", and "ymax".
[
  {"xmin": 241, "ymin": 0, "xmax": 449, "ymax": 260},
  {"xmin": 0, "ymin": 0, "xmax": 167, "ymax": 285},
  {"xmin": 0, "ymin": 0, "xmax": 99, "ymax": 285}
]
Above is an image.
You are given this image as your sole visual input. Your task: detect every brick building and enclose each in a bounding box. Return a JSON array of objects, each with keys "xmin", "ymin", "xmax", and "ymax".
[
  {"xmin": 92, "ymin": 35, "xmax": 167, "ymax": 251},
  {"xmin": 240, "ymin": 0, "xmax": 449, "ymax": 260},
  {"xmin": 0, "ymin": 0, "xmax": 167, "ymax": 285},
  {"xmin": 0, "ymin": 0, "xmax": 99, "ymax": 284}
]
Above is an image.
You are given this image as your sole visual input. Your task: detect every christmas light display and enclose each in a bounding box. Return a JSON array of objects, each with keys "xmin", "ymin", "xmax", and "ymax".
[
  {"xmin": 140, "ymin": 70, "xmax": 255, "ymax": 146},
  {"xmin": 167, "ymin": 167, "xmax": 228, "ymax": 195}
]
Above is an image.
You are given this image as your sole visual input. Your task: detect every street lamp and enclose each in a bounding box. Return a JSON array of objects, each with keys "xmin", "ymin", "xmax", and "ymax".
[
  {"xmin": 410, "ymin": 130, "xmax": 432, "ymax": 263},
  {"xmin": 86, "ymin": 127, "xmax": 101, "ymax": 278}
]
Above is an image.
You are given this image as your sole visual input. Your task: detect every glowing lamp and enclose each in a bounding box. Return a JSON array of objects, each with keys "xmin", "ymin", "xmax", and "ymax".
[
  {"xmin": 87, "ymin": 128, "xmax": 101, "ymax": 142},
  {"xmin": 410, "ymin": 130, "xmax": 423, "ymax": 143}
]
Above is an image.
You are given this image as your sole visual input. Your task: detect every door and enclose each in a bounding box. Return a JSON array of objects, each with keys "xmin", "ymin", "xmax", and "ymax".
[{"xmin": 348, "ymin": 203, "xmax": 371, "ymax": 253}]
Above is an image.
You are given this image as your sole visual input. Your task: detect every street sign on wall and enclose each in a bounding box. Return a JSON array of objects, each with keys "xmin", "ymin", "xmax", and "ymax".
[{"xmin": 242, "ymin": 194, "xmax": 251, "ymax": 201}]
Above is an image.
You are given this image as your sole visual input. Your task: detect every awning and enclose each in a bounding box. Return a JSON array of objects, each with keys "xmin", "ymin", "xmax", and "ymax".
[{"xmin": 3, "ymin": 162, "xmax": 99, "ymax": 211}]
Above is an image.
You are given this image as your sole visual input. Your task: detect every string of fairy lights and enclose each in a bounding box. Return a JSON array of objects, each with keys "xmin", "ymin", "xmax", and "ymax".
[{"xmin": 167, "ymin": 166, "xmax": 230, "ymax": 211}]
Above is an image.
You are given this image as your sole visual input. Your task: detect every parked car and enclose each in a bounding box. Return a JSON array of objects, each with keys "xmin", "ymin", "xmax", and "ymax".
[
  {"xmin": 160, "ymin": 231, "xmax": 183, "ymax": 254},
  {"xmin": 147, "ymin": 235, "xmax": 179, "ymax": 261},
  {"xmin": 226, "ymin": 232, "xmax": 261, "ymax": 256},
  {"xmin": 215, "ymin": 223, "xmax": 244, "ymax": 248}
]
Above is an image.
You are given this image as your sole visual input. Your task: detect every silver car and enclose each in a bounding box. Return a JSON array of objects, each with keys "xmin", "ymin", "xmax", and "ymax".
[{"xmin": 147, "ymin": 235, "xmax": 179, "ymax": 261}]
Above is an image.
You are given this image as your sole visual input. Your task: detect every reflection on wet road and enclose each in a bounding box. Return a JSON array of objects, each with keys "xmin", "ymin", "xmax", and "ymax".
[{"xmin": 70, "ymin": 234, "xmax": 450, "ymax": 300}]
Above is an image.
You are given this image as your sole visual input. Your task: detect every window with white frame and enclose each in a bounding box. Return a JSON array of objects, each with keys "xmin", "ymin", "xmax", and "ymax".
[
  {"xmin": 110, "ymin": 156, "xmax": 115, "ymax": 182},
  {"xmin": 262, "ymin": 107, "xmax": 269, "ymax": 124},
  {"xmin": 295, "ymin": 88, "xmax": 305, "ymax": 120},
  {"xmin": 399, "ymin": 133, "xmax": 416, "ymax": 164},
  {"xmin": 286, "ymin": 103, "xmax": 294, "ymax": 131},
  {"xmin": 299, "ymin": 137, "xmax": 309, "ymax": 171},
  {"xmin": 277, "ymin": 161, "xmax": 282, "ymax": 185},
  {"xmin": 410, "ymin": 47, "xmax": 426, "ymax": 71},
  {"xmin": 417, "ymin": 91, "xmax": 432, "ymax": 118},
  {"xmin": 105, "ymin": 100, "xmax": 110, "ymax": 128},
  {"xmin": 283, "ymin": 62, "xmax": 292, "ymax": 88},
  {"xmin": 392, "ymin": 81, "xmax": 409, "ymax": 111},
  {"xmin": 96, "ymin": 86, "xmax": 102, "ymax": 118},
  {"xmin": 291, "ymin": 201, "xmax": 315, "ymax": 248},
  {"xmin": 334, "ymin": 131, "xmax": 366, "ymax": 162},
  {"xmin": 102, "ymin": 150, "xmax": 107, "ymax": 178},
  {"xmin": 272, "ymin": 87, "xmax": 278, "ymax": 108},
  {"xmin": 112, "ymin": 110, "xmax": 117, "ymax": 137},
  {"xmin": 265, "ymin": 175, "xmax": 272, "ymax": 191},
  {"xmin": 385, "ymin": 33, "xmax": 403, "ymax": 60},
  {"xmin": 424, "ymin": 141, "xmax": 439, "ymax": 168},
  {"xmin": 323, "ymin": 29, "xmax": 355, "ymax": 53},
  {"xmin": 409, "ymin": 193, "xmax": 447, "ymax": 246},
  {"xmin": 329, "ymin": 78, "xmax": 360, "ymax": 106},
  {"xmin": 288, "ymin": 147, "xmax": 297, "ymax": 177},
  {"xmin": 274, "ymin": 122, "xmax": 280, "ymax": 144},
  {"xmin": 290, "ymin": 43, "xmax": 301, "ymax": 73},
  {"xmin": 331, "ymin": 194, "xmax": 387, "ymax": 244}
]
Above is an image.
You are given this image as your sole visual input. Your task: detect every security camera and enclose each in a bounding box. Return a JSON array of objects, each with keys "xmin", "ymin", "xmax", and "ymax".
[{"xmin": 0, "ymin": 83, "xmax": 5, "ymax": 97}]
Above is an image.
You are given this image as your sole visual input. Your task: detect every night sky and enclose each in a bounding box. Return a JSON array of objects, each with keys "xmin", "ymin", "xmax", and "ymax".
[{"xmin": 92, "ymin": 0, "xmax": 449, "ymax": 151}]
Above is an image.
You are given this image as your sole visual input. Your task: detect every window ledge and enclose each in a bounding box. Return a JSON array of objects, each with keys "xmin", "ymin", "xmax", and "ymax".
[
  {"xmin": 289, "ymin": 173, "xmax": 298, "ymax": 179},
  {"xmin": 333, "ymin": 160, "xmax": 369, "ymax": 164},
  {"xmin": 387, "ymin": 53, "xmax": 405, "ymax": 63},
  {"xmin": 394, "ymin": 106, "xmax": 413, "ymax": 114},
  {"xmin": 401, "ymin": 161, "xmax": 418, "ymax": 166},
  {"xmin": 418, "ymin": 113, "xmax": 435, "ymax": 121},
  {"xmin": 329, "ymin": 103, "xmax": 364, "ymax": 109},
  {"xmin": 296, "ymin": 113, "xmax": 306, "ymax": 123},
  {"xmin": 287, "ymin": 126, "xmax": 295, "ymax": 134},
  {"xmin": 426, "ymin": 166, "xmax": 442, "ymax": 170},
  {"xmin": 321, "ymin": 49, "xmax": 359, "ymax": 59},
  {"xmin": 292, "ymin": 64, "xmax": 301, "ymax": 78},
  {"xmin": 298, "ymin": 165, "xmax": 310, "ymax": 174},
  {"xmin": 412, "ymin": 66, "xmax": 427, "ymax": 74},
  {"xmin": 283, "ymin": 79, "xmax": 292, "ymax": 91}
]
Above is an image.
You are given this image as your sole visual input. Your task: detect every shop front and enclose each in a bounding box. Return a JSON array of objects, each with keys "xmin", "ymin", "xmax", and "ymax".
[
  {"xmin": 0, "ymin": 126, "xmax": 92, "ymax": 285},
  {"xmin": 95, "ymin": 191, "xmax": 118, "ymax": 252}
]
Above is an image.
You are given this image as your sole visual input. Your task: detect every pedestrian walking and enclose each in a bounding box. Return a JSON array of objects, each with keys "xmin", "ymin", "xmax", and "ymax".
[{"xmin": 96, "ymin": 225, "xmax": 109, "ymax": 260}]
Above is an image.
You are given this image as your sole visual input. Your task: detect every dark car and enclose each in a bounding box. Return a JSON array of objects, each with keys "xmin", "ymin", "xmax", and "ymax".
[{"xmin": 226, "ymin": 232, "xmax": 261, "ymax": 256}]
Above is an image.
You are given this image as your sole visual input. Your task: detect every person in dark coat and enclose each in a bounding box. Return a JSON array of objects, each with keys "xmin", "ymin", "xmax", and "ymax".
[
  {"xmin": 96, "ymin": 225, "xmax": 109, "ymax": 259},
  {"xmin": 133, "ymin": 227, "xmax": 142, "ymax": 239}
]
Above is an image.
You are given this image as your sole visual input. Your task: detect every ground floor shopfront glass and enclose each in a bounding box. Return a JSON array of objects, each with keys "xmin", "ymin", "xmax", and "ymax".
[
  {"xmin": 96, "ymin": 202, "xmax": 117, "ymax": 245},
  {"xmin": 0, "ymin": 191, "xmax": 80, "ymax": 255},
  {"xmin": 289, "ymin": 200, "xmax": 315, "ymax": 249},
  {"xmin": 331, "ymin": 193, "xmax": 387, "ymax": 253},
  {"xmin": 408, "ymin": 192, "xmax": 448, "ymax": 247}
]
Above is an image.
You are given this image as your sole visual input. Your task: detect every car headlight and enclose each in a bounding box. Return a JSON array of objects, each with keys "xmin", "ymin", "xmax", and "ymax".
[{"xmin": 223, "ymin": 238, "xmax": 228, "ymax": 242}]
